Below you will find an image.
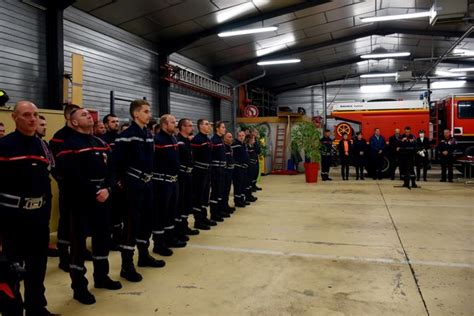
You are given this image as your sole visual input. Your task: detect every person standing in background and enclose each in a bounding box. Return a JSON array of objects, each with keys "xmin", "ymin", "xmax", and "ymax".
[
  {"xmin": 338, "ymin": 133, "xmax": 351, "ymax": 180},
  {"xmin": 415, "ymin": 129, "xmax": 430, "ymax": 182},
  {"xmin": 320, "ymin": 129, "xmax": 333, "ymax": 181},
  {"xmin": 370, "ymin": 128, "xmax": 385, "ymax": 180},
  {"xmin": 352, "ymin": 132, "xmax": 367, "ymax": 180}
]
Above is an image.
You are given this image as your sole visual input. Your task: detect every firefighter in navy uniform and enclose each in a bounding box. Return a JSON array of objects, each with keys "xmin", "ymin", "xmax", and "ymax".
[
  {"xmin": 102, "ymin": 113, "xmax": 123, "ymax": 250},
  {"xmin": 232, "ymin": 131, "xmax": 249, "ymax": 208},
  {"xmin": 245, "ymin": 135, "xmax": 258, "ymax": 202},
  {"xmin": 251, "ymin": 129, "xmax": 263, "ymax": 191},
  {"xmin": 191, "ymin": 119, "xmax": 216, "ymax": 230},
  {"xmin": 0, "ymin": 101, "xmax": 55, "ymax": 316},
  {"xmin": 152, "ymin": 115, "xmax": 186, "ymax": 257},
  {"xmin": 320, "ymin": 129, "xmax": 333, "ymax": 181},
  {"xmin": 399, "ymin": 126, "xmax": 418, "ymax": 189},
  {"xmin": 49, "ymin": 103, "xmax": 81, "ymax": 272},
  {"xmin": 114, "ymin": 100, "xmax": 165, "ymax": 283},
  {"xmin": 223, "ymin": 132, "xmax": 236, "ymax": 214},
  {"xmin": 176, "ymin": 119, "xmax": 200, "ymax": 237},
  {"xmin": 437, "ymin": 129, "xmax": 457, "ymax": 182},
  {"xmin": 209, "ymin": 121, "xmax": 229, "ymax": 222},
  {"xmin": 415, "ymin": 129, "xmax": 430, "ymax": 181},
  {"xmin": 56, "ymin": 108, "xmax": 122, "ymax": 305}
]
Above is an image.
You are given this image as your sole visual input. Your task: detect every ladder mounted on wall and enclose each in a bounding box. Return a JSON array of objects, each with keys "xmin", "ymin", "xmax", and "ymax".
[
  {"xmin": 162, "ymin": 63, "xmax": 232, "ymax": 100},
  {"xmin": 272, "ymin": 125, "xmax": 287, "ymax": 172}
]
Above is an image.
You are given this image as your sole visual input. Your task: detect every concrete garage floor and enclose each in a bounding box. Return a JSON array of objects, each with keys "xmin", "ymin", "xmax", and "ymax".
[{"xmin": 45, "ymin": 173, "xmax": 474, "ymax": 316}]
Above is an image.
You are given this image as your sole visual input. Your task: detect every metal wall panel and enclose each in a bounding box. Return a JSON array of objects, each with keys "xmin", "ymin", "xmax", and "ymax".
[
  {"xmin": 0, "ymin": 0, "xmax": 47, "ymax": 106},
  {"xmin": 63, "ymin": 17, "xmax": 159, "ymax": 121},
  {"xmin": 170, "ymin": 84, "xmax": 212, "ymax": 124}
]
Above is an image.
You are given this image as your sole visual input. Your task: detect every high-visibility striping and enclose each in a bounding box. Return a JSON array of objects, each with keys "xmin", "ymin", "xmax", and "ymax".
[
  {"xmin": 56, "ymin": 146, "xmax": 110, "ymax": 157},
  {"xmin": 0, "ymin": 155, "xmax": 49, "ymax": 164}
]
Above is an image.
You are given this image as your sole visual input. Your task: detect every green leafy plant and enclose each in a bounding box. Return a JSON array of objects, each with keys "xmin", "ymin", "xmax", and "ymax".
[
  {"xmin": 238, "ymin": 123, "xmax": 270, "ymax": 157},
  {"xmin": 291, "ymin": 122, "xmax": 321, "ymax": 163}
]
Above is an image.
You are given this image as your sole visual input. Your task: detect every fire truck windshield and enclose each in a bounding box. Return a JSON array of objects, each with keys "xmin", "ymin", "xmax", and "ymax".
[{"xmin": 458, "ymin": 101, "xmax": 474, "ymax": 119}]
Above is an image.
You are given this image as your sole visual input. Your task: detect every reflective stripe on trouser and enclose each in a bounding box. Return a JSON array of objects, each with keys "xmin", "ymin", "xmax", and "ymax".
[
  {"xmin": 69, "ymin": 200, "xmax": 111, "ymax": 290},
  {"xmin": 191, "ymin": 167, "xmax": 210, "ymax": 220},
  {"xmin": 178, "ymin": 171, "xmax": 192, "ymax": 221},
  {"xmin": 119, "ymin": 178, "xmax": 153, "ymax": 269},
  {"xmin": 0, "ymin": 201, "xmax": 50, "ymax": 310},
  {"xmin": 152, "ymin": 179, "xmax": 179, "ymax": 244},
  {"xmin": 210, "ymin": 166, "xmax": 225, "ymax": 216},
  {"xmin": 233, "ymin": 166, "xmax": 247, "ymax": 203},
  {"xmin": 222, "ymin": 168, "xmax": 233, "ymax": 208}
]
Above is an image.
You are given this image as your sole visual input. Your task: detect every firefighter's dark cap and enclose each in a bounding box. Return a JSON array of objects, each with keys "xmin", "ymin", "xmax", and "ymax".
[{"xmin": 418, "ymin": 129, "xmax": 425, "ymax": 133}]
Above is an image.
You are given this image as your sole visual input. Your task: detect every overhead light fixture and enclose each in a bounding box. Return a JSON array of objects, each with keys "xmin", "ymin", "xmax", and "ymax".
[
  {"xmin": 360, "ymin": 84, "xmax": 392, "ymax": 93},
  {"xmin": 360, "ymin": 73, "xmax": 398, "ymax": 78},
  {"xmin": 218, "ymin": 26, "xmax": 278, "ymax": 37},
  {"xmin": 257, "ymin": 59, "xmax": 301, "ymax": 66},
  {"xmin": 431, "ymin": 81, "xmax": 466, "ymax": 89},
  {"xmin": 360, "ymin": 10, "xmax": 436, "ymax": 23},
  {"xmin": 449, "ymin": 67, "xmax": 474, "ymax": 72},
  {"xmin": 435, "ymin": 70, "xmax": 463, "ymax": 77},
  {"xmin": 360, "ymin": 52, "xmax": 411, "ymax": 59},
  {"xmin": 452, "ymin": 49, "xmax": 474, "ymax": 57}
]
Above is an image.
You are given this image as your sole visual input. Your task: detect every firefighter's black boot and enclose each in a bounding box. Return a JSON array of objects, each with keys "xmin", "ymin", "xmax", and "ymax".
[{"xmin": 120, "ymin": 250, "xmax": 143, "ymax": 282}]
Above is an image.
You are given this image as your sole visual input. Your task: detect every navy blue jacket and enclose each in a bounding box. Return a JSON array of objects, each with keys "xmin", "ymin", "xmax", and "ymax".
[
  {"xmin": 114, "ymin": 121, "xmax": 154, "ymax": 177},
  {"xmin": 369, "ymin": 135, "xmax": 385, "ymax": 155},
  {"xmin": 320, "ymin": 136, "xmax": 333, "ymax": 156},
  {"xmin": 177, "ymin": 133, "xmax": 193, "ymax": 171},
  {"xmin": 0, "ymin": 130, "xmax": 52, "ymax": 199},
  {"xmin": 399, "ymin": 134, "xmax": 417, "ymax": 155},
  {"xmin": 191, "ymin": 132, "xmax": 211, "ymax": 168},
  {"xmin": 231, "ymin": 140, "xmax": 249, "ymax": 167},
  {"xmin": 247, "ymin": 143, "xmax": 258, "ymax": 164},
  {"xmin": 153, "ymin": 130, "xmax": 179, "ymax": 176},
  {"xmin": 437, "ymin": 136, "xmax": 457, "ymax": 156},
  {"xmin": 56, "ymin": 130, "xmax": 113, "ymax": 202},
  {"xmin": 224, "ymin": 144, "xmax": 235, "ymax": 170},
  {"xmin": 211, "ymin": 134, "xmax": 226, "ymax": 167}
]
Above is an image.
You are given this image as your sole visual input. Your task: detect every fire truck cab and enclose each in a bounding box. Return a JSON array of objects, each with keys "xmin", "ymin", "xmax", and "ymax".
[{"xmin": 431, "ymin": 94, "xmax": 474, "ymax": 158}]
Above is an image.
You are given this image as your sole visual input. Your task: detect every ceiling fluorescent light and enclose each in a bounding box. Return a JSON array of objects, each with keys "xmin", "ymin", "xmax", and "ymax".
[
  {"xmin": 431, "ymin": 81, "xmax": 466, "ymax": 89},
  {"xmin": 218, "ymin": 26, "xmax": 278, "ymax": 37},
  {"xmin": 360, "ymin": 52, "xmax": 411, "ymax": 59},
  {"xmin": 257, "ymin": 59, "xmax": 301, "ymax": 66},
  {"xmin": 360, "ymin": 73, "xmax": 398, "ymax": 78},
  {"xmin": 360, "ymin": 10, "xmax": 435, "ymax": 23},
  {"xmin": 217, "ymin": 2, "xmax": 255, "ymax": 23},
  {"xmin": 360, "ymin": 84, "xmax": 392, "ymax": 93},
  {"xmin": 449, "ymin": 68, "xmax": 474, "ymax": 72},
  {"xmin": 435, "ymin": 70, "xmax": 463, "ymax": 77},
  {"xmin": 452, "ymin": 49, "xmax": 474, "ymax": 57}
]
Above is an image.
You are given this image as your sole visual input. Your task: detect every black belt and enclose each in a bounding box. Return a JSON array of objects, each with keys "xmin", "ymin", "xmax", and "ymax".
[
  {"xmin": 152, "ymin": 173, "xmax": 178, "ymax": 183},
  {"xmin": 126, "ymin": 167, "xmax": 152, "ymax": 183},
  {"xmin": 0, "ymin": 193, "xmax": 45, "ymax": 210}
]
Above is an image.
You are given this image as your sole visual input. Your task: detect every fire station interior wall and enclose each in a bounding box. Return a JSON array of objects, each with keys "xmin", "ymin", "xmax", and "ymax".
[
  {"xmin": 277, "ymin": 80, "xmax": 474, "ymax": 136},
  {"xmin": 0, "ymin": 0, "xmax": 48, "ymax": 107},
  {"xmin": 0, "ymin": 107, "xmax": 66, "ymax": 232},
  {"xmin": 63, "ymin": 7, "xmax": 159, "ymax": 121},
  {"xmin": 221, "ymin": 99, "xmax": 233, "ymax": 132},
  {"xmin": 169, "ymin": 47, "xmax": 212, "ymax": 124}
]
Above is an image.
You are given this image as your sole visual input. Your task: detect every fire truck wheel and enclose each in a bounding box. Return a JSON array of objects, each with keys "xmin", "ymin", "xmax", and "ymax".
[{"xmin": 381, "ymin": 155, "xmax": 391, "ymax": 177}]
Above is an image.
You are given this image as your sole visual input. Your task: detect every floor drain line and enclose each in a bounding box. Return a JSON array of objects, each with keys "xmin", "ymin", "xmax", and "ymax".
[{"xmin": 378, "ymin": 183, "xmax": 430, "ymax": 316}]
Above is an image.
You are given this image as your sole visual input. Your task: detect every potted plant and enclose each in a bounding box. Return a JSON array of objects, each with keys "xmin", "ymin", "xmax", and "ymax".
[{"xmin": 291, "ymin": 122, "xmax": 321, "ymax": 183}]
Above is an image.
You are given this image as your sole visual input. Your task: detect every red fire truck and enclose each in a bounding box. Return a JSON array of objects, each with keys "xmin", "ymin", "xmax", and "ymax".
[
  {"xmin": 430, "ymin": 94, "xmax": 474, "ymax": 158},
  {"xmin": 330, "ymin": 96, "xmax": 474, "ymax": 176}
]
